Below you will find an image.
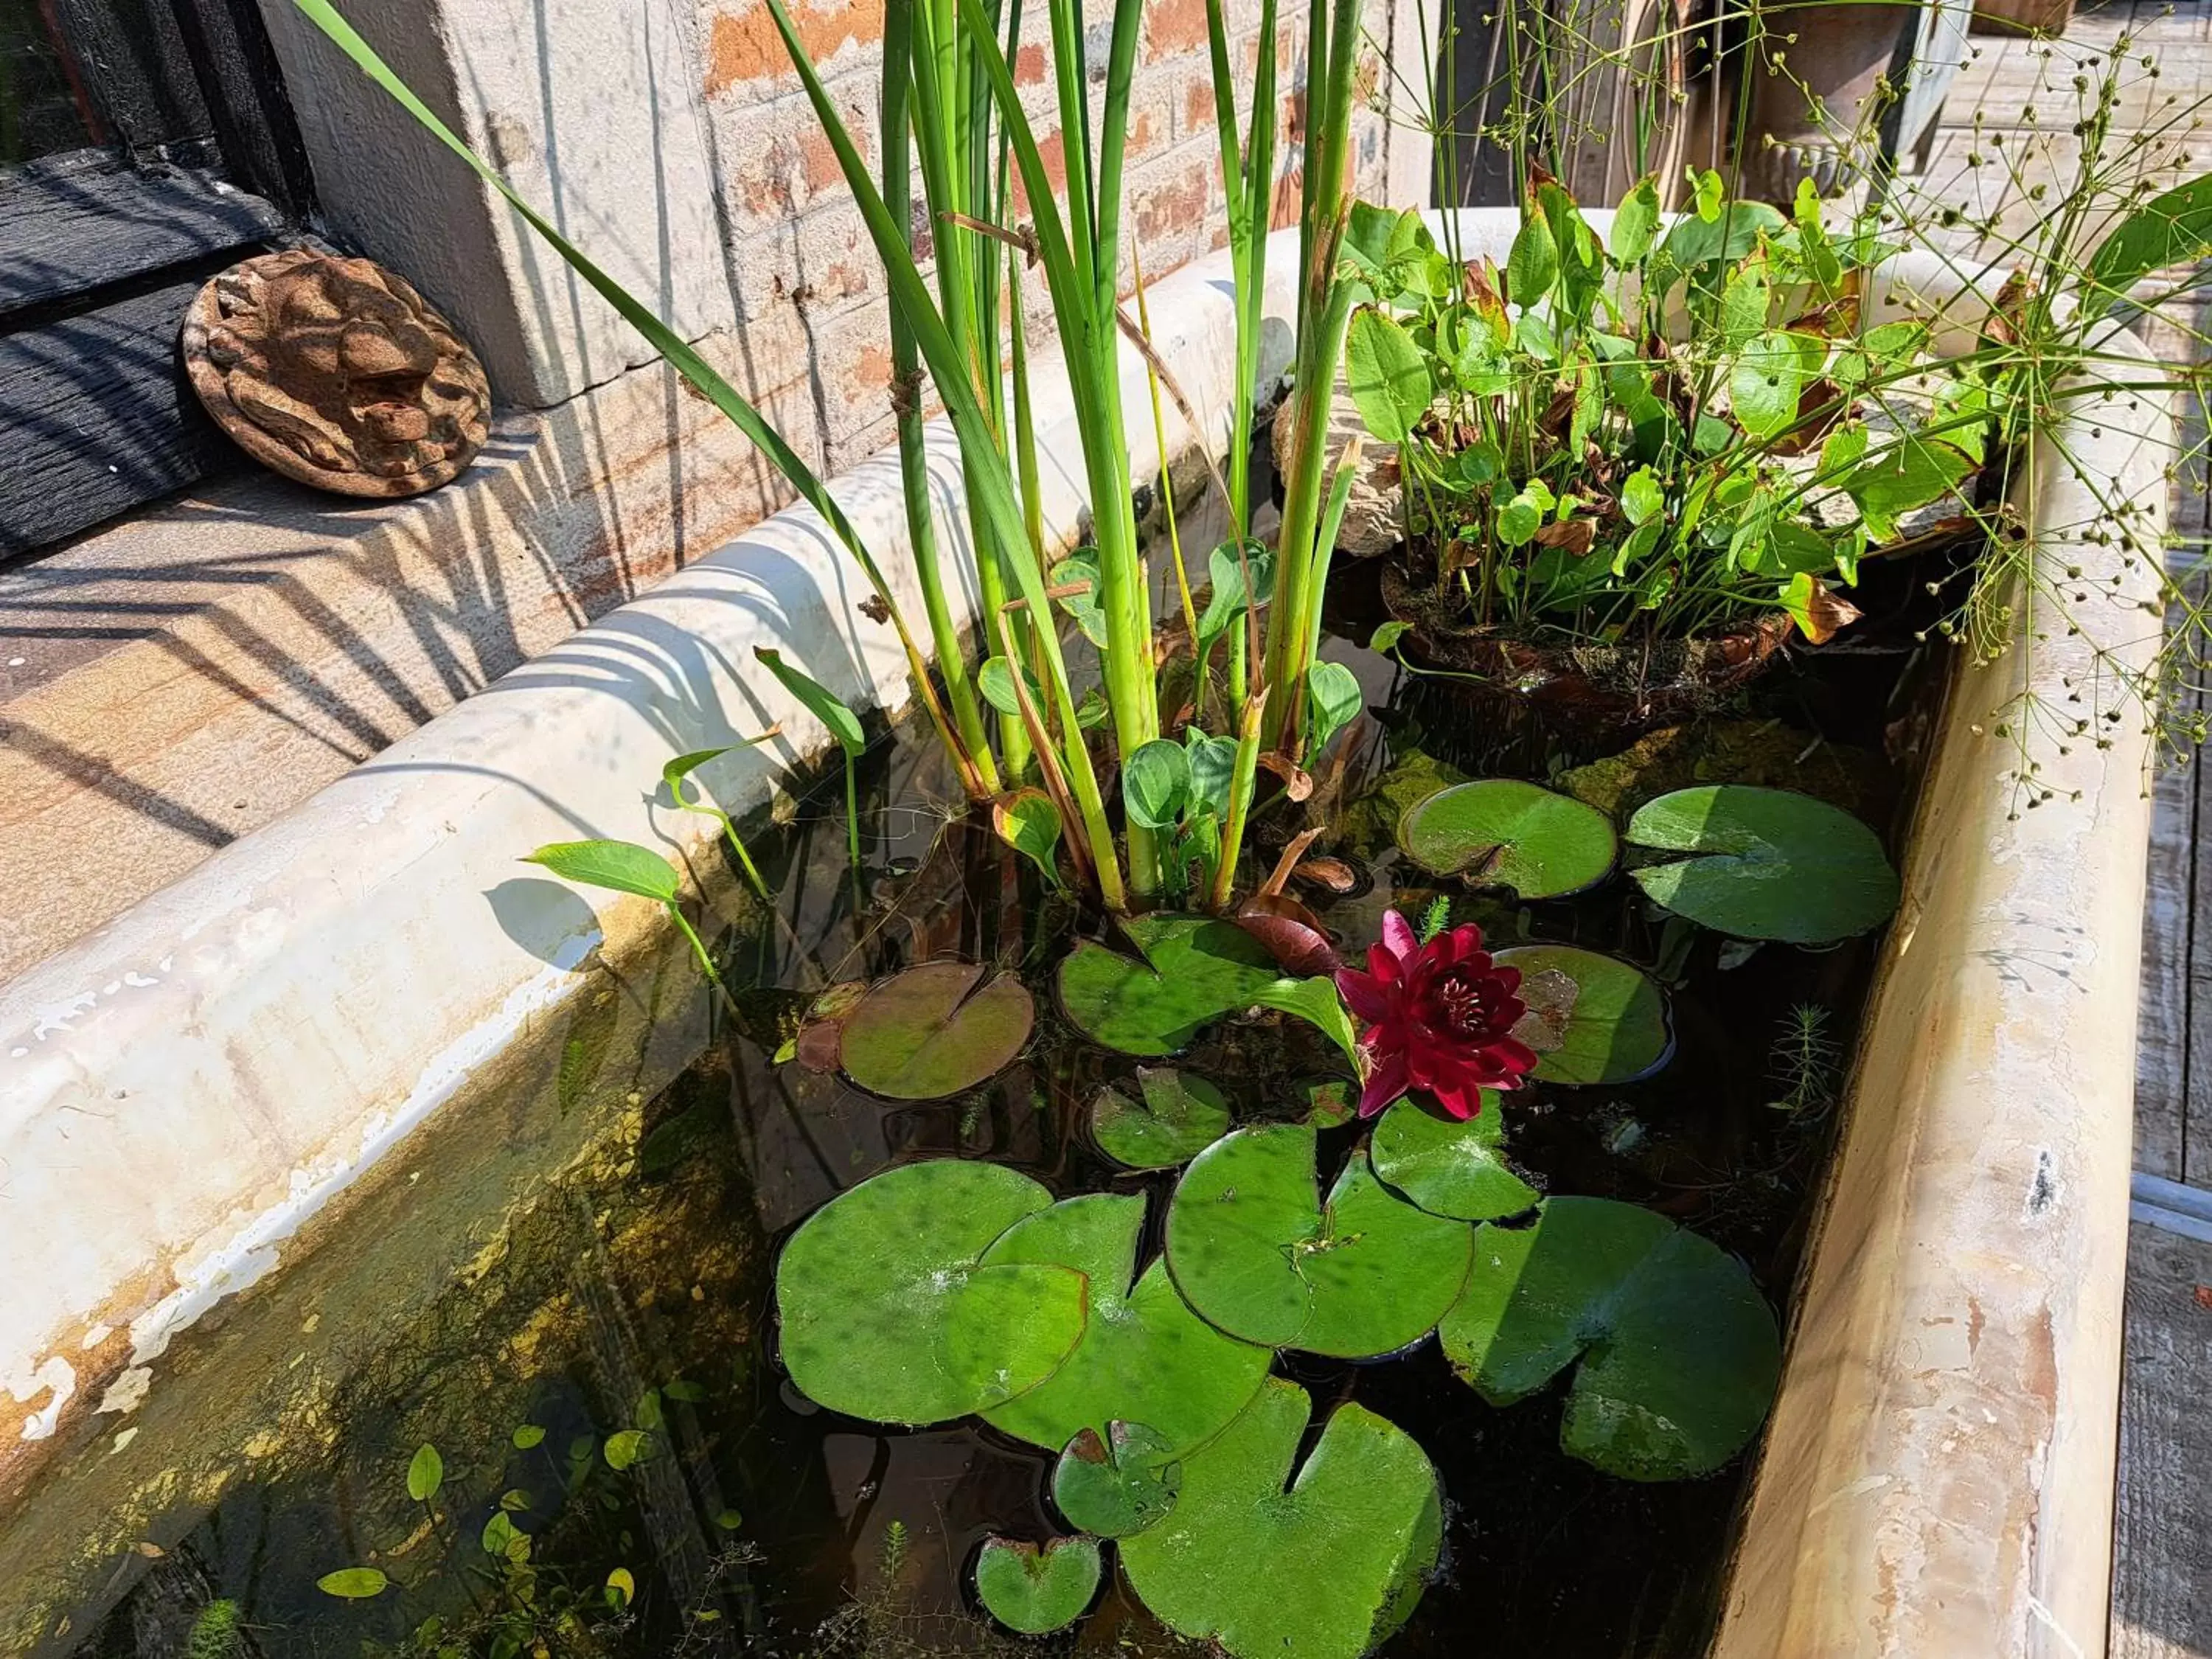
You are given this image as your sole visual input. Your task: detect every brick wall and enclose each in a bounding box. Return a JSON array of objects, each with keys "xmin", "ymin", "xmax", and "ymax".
[{"xmin": 689, "ymin": 0, "xmax": 1402, "ymax": 488}]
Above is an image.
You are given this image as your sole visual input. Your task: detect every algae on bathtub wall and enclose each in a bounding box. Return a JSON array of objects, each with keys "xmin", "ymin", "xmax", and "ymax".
[{"xmin": 0, "ymin": 892, "xmax": 772, "ymax": 1657}]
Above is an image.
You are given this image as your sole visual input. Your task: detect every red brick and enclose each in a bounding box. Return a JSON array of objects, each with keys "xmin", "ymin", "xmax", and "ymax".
[
  {"xmin": 1143, "ymin": 0, "xmax": 1210, "ymax": 61},
  {"xmin": 706, "ymin": 0, "xmax": 883, "ymax": 97}
]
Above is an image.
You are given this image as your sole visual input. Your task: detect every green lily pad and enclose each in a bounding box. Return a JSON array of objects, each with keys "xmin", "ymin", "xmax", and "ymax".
[
  {"xmin": 838, "ymin": 962, "xmax": 1035, "ymax": 1099},
  {"xmin": 980, "ymin": 1192, "xmax": 1271, "ymax": 1452},
  {"xmin": 1166, "ymin": 1124, "xmax": 1473, "ymax": 1357},
  {"xmin": 1119, "ymin": 1380, "xmax": 1443, "ymax": 1659},
  {"xmin": 1491, "ymin": 945, "xmax": 1670, "ymax": 1085},
  {"xmin": 1398, "ymin": 779, "xmax": 1618, "ymax": 897},
  {"xmin": 1090, "ymin": 1068, "xmax": 1234, "ymax": 1169},
  {"xmin": 1058, "ymin": 915, "xmax": 1355, "ymax": 1062},
  {"xmin": 1370, "ymin": 1098, "xmax": 1540, "ymax": 1221},
  {"xmin": 1051, "ymin": 1422, "xmax": 1182, "ymax": 1537},
  {"xmin": 1624, "ymin": 785, "xmax": 1901, "ymax": 943},
  {"xmin": 1303, "ymin": 1077, "xmax": 1357, "ymax": 1129},
  {"xmin": 1440, "ymin": 1196, "xmax": 1781, "ymax": 1480},
  {"xmin": 974, "ymin": 1536, "xmax": 1102, "ymax": 1635},
  {"xmin": 775, "ymin": 1161, "xmax": 1087, "ymax": 1425}
]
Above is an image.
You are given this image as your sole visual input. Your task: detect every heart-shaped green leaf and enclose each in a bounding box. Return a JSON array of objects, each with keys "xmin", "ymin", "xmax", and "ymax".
[
  {"xmin": 774, "ymin": 1161, "xmax": 1086, "ymax": 1425},
  {"xmin": 974, "ymin": 1536, "xmax": 1102, "ymax": 1635},
  {"xmin": 980, "ymin": 1193, "xmax": 1270, "ymax": 1453},
  {"xmin": 1051, "ymin": 1422, "xmax": 1182, "ymax": 1537},
  {"xmin": 1369, "ymin": 1098, "xmax": 1539, "ymax": 1221},
  {"xmin": 1441, "ymin": 1197, "xmax": 1781, "ymax": 1479},
  {"xmin": 835, "ymin": 962, "xmax": 1034, "ymax": 1100},
  {"xmin": 1119, "ymin": 1380, "xmax": 1443, "ymax": 1659},
  {"xmin": 1398, "ymin": 779, "xmax": 1618, "ymax": 898},
  {"xmin": 1492, "ymin": 945, "xmax": 1670, "ymax": 1085},
  {"xmin": 1057, "ymin": 916, "xmax": 1356, "ymax": 1063},
  {"xmin": 1166, "ymin": 1124, "xmax": 1472, "ymax": 1356},
  {"xmin": 1345, "ymin": 307, "xmax": 1432, "ymax": 444},
  {"xmin": 406, "ymin": 1443, "xmax": 443, "ymax": 1503},
  {"xmin": 1124, "ymin": 739, "xmax": 1193, "ymax": 831},
  {"xmin": 1090, "ymin": 1067, "xmax": 1234, "ymax": 1169},
  {"xmin": 524, "ymin": 839, "xmax": 678, "ymax": 903},
  {"xmin": 1624, "ymin": 785, "xmax": 1901, "ymax": 943},
  {"xmin": 754, "ymin": 647, "xmax": 864, "ymax": 757},
  {"xmin": 993, "ymin": 788, "xmax": 1062, "ymax": 887}
]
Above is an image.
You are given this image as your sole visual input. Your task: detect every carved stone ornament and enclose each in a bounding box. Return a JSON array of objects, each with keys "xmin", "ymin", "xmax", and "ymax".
[{"xmin": 181, "ymin": 248, "xmax": 491, "ymax": 498}]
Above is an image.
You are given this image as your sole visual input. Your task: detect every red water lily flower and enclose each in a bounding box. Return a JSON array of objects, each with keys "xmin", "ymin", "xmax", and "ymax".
[{"xmin": 1335, "ymin": 910, "xmax": 1536, "ymax": 1119}]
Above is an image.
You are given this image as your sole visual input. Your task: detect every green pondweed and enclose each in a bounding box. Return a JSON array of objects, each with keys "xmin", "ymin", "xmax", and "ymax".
[{"xmin": 664, "ymin": 730, "xmax": 783, "ymax": 901}]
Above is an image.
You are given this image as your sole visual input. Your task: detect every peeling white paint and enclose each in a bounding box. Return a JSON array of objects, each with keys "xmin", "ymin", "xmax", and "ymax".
[
  {"xmin": 8, "ymin": 1356, "xmax": 74, "ymax": 1440},
  {"xmin": 97, "ymin": 1366, "xmax": 151, "ymax": 1416}
]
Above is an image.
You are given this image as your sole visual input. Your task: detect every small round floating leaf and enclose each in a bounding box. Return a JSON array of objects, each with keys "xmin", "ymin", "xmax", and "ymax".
[
  {"xmin": 1119, "ymin": 1380, "xmax": 1444, "ymax": 1659},
  {"xmin": 605, "ymin": 1567, "xmax": 636, "ymax": 1610},
  {"xmin": 1439, "ymin": 1197, "xmax": 1781, "ymax": 1480},
  {"xmin": 602, "ymin": 1430, "xmax": 651, "ymax": 1471},
  {"xmin": 1624, "ymin": 785, "xmax": 1901, "ymax": 942},
  {"xmin": 1091, "ymin": 1068, "xmax": 1233, "ymax": 1169},
  {"xmin": 775, "ymin": 1161, "xmax": 1085, "ymax": 1425},
  {"xmin": 511, "ymin": 1425, "xmax": 546, "ymax": 1450},
  {"xmin": 406, "ymin": 1442, "xmax": 442, "ymax": 1503},
  {"xmin": 836, "ymin": 962, "xmax": 1035, "ymax": 1100},
  {"xmin": 316, "ymin": 1568, "xmax": 389, "ymax": 1599},
  {"xmin": 1056, "ymin": 916, "xmax": 1292, "ymax": 1057},
  {"xmin": 974, "ymin": 1537, "xmax": 1102, "ymax": 1635},
  {"xmin": 1370, "ymin": 1098, "xmax": 1539, "ymax": 1221},
  {"xmin": 1491, "ymin": 945, "xmax": 1670, "ymax": 1085},
  {"xmin": 981, "ymin": 1193, "xmax": 1270, "ymax": 1453},
  {"xmin": 1398, "ymin": 779, "xmax": 1618, "ymax": 898},
  {"xmin": 1166, "ymin": 1124, "xmax": 1473, "ymax": 1357},
  {"xmin": 1051, "ymin": 1422, "xmax": 1183, "ymax": 1537},
  {"xmin": 523, "ymin": 839, "xmax": 677, "ymax": 903}
]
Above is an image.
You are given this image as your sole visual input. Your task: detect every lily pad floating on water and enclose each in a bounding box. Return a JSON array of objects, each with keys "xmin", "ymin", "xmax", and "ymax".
[
  {"xmin": 1370, "ymin": 1096, "xmax": 1540, "ymax": 1222},
  {"xmin": 774, "ymin": 1161, "xmax": 1086, "ymax": 1425},
  {"xmin": 1439, "ymin": 1196, "xmax": 1781, "ymax": 1480},
  {"xmin": 1119, "ymin": 1379, "xmax": 1443, "ymax": 1659},
  {"xmin": 1490, "ymin": 945, "xmax": 1670, "ymax": 1086},
  {"xmin": 1166, "ymin": 1123, "xmax": 1473, "ymax": 1357},
  {"xmin": 980, "ymin": 1192, "xmax": 1271, "ymax": 1453},
  {"xmin": 836, "ymin": 961, "xmax": 1034, "ymax": 1099},
  {"xmin": 1091, "ymin": 1067, "xmax": 1234, "ymax": 1169},
  {"xmin": 1051, "ymin": 1422, "xmax": 1182, "ymax": 1537},
  {"xmin": 1398, "ymin": 779, "xmax": 1618, "ymax": 898},
  {"xmin": 1058, "ymin": 915, "xmax": 1356, "ymax": 1063},
  {"xmin": 1624, "ymin": 785, "xmax": 1900, "ymax": 943},
  {"xmin": 974, "ymin": 1536, "xmax": 1102, "ymax": 1635}
]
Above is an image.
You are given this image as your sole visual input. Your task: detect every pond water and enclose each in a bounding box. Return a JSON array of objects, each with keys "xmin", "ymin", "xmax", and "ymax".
[{"xmin": 29, "ymin": 518, "xmax": 1958, "ymax": 1659}]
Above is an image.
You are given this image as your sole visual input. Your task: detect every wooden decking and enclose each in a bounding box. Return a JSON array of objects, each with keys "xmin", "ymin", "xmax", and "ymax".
[{"xmin": 1915, "ymin": 6, "xmax": 2212, "ymax": 1651}]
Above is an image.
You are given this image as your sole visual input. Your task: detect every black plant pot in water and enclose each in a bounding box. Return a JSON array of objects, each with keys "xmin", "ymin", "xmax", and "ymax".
[{"xmin": 1377, "ymin": 561, "xmax": 1794, "ymax": 744}]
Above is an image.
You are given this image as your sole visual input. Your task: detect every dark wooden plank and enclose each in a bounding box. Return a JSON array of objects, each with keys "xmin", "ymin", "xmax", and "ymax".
[
  {"xmin": 2112, "ymin": 1221, "xmax": 2212, "ymax": 1658},
  {"xmin": 49, "ymin": 0, "xmax": 213, "ymax": 157},
  {"xmin": 0, "ymin": 152, "xmax": 279, "ymax": 319},
  {"xmin": 0, "ymin": 276, "xmax": 245, "ymax": 557},
  {"xmin": 165, "ymin": 0, "xmax": 316, "ymax": 217}
]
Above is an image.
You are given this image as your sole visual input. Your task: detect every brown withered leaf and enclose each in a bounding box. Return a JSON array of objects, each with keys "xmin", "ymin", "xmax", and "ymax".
[
  {"xmin": 1234, "ymin": 893, "xmax": 1341, "ymax": 978},
  {"xmin": 1792, "ymin": 576, "xmax": 1863, "ymax": 645},
  {"xmin": 1766, "ymin": 380, "xmax": 1848, "ymax": 457},
  {"xmin": 1784, "ymin": 295, "xmax": 1861, "ymax": 338},
  {"xmin": 1987, "ymin": 270, "xmax": 2038, "ymax": 347},
  {"xmin": 1291, "ymin": 855, "xmax": 1360, "ymax": 893},
  {"xmin": 1257, "ymin": 752, "xmax": 1315, "ymax": 802},
  {"xmin": 1509, "ymin": 967, "xmax": 1579, "ymax": 1054},
  {"xmin": 1538, "ymin": 385, "xmax": 1578, "ymax": 437},
  {"xmin": 1532, "ymin": 518, "xmax": 1599, "ymax": 557},
  {"xmin": 858, "ymin": 594, "xmax": 892, "ymax": 625}
]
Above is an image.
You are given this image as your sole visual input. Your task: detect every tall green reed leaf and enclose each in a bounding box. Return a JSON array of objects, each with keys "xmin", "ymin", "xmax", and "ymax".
[{"xmin": 284, "ymin": 0, "xmax": 990, "ymax": 801}]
